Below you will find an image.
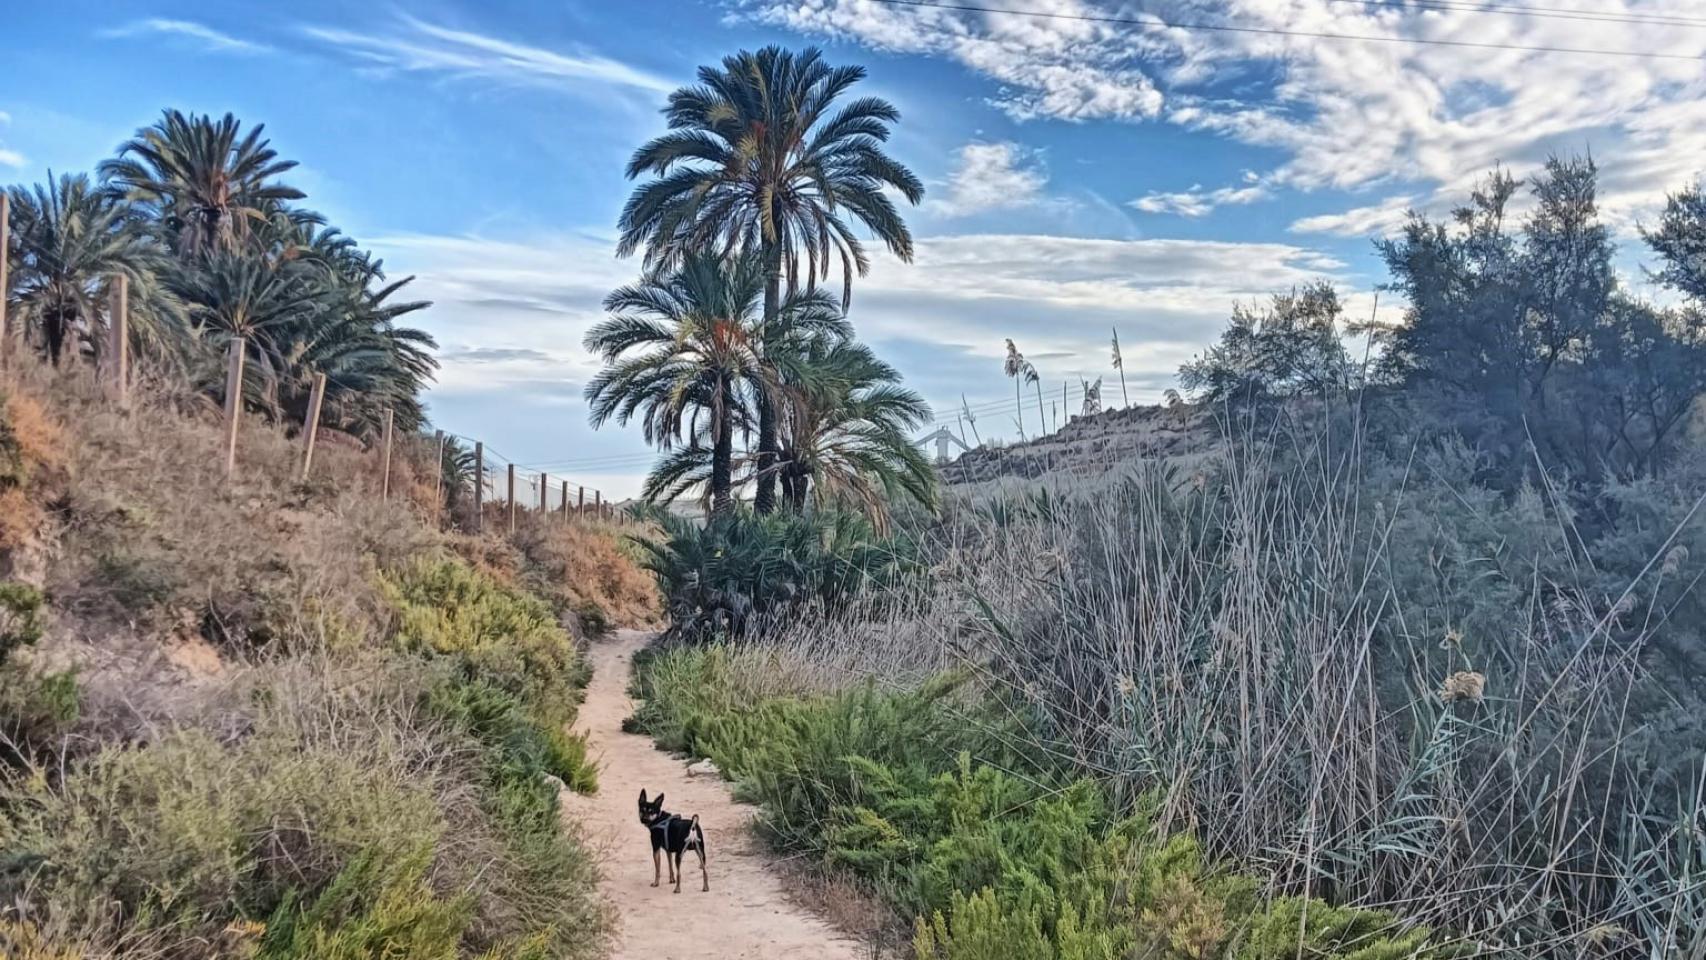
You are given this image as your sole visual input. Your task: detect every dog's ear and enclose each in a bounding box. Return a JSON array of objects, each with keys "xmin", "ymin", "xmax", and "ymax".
[
  {"xmin": 638, "ymin": 789, "xmax": 648, "ymax": 804},
  {"xmin": 654, "ymin": 793, "xmax": 664, "ymax": 808}
]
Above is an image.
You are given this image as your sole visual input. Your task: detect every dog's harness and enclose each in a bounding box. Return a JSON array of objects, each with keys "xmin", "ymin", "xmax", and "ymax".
[{"xmin": 648, "ymin": 813, "xmax": 701, "ymax": 847}]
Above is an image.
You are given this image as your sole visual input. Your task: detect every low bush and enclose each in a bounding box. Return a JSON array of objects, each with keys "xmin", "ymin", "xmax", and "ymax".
[
  {"xmin": 0, "ymin": 660, "xmax": 609, "ymax": 960},
  {"xmin": 630, "ymin": 646, "xmax": 1445, "ymax": 960},
  {"xmin": 381, "ymin": 555, "xmax": 598, "ymax": 797},
  {"xmin": 635, "ymin": 508, "xmax": 921, "ymax": 644}
]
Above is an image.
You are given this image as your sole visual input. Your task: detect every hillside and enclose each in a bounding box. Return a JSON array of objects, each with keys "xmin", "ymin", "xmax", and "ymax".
[
  {"xmin": 0, "ymin": 359, "xmax": 659, "ymax": 958},
  {"xmin": 939, "ymin": 400, "xmax": 1221, "ymax": 489}
]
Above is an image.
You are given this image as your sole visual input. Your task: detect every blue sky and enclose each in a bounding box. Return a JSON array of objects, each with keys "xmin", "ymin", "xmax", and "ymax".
[{"xmin": 4, "ymin": 0, "xmax": 1701, "ymax": 497}]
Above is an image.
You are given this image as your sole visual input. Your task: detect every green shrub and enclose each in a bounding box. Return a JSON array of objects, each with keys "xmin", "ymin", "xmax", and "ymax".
[
  {"xmin": 0, "ymin": 582, "xmax": 45, "ymax": 665},
  {"xmin": 0, "ymin": 724, "xmax": 443, "ymax": 950},
  {"xmin": 0, "ymin": 666, "xmax": 78, "ymax": 765},
  {"xmin": 635, "ymin": 507, "xmax": 921, "ymax": 643},
  {"xmin": 572, "ymin": 598, "xmax": 611, "ymax": 639},
  {"xmin": 257, "ymin": 848, "xmax": 468, "ymax": 960},
  {"xmin": 632, "ymin": 645, "xmax": 1446, "ymax": 960},
  {"xmin": 380, "ymin": 557, "xmax": 580, "ymax": 714},
  {"xmin": 382, "ymin": 556, "xmax": 597, "ymax": 798}
]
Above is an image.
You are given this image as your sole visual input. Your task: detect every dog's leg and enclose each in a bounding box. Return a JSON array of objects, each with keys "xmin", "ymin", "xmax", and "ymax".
[
  {"xmin": 651, "ymin": 847, "xmax": 661, "ymax": 888},
  {"xmin": 696, "ymin": 844, "xmax": 708, "ymax": 892},
  {"xmin": 672, "ymin": 850, "xmax": 684, "ymax": 893}
]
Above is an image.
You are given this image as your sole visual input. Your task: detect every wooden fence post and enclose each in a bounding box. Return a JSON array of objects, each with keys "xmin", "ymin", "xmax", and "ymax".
[
  {"xmin": 223, "ymin": 337, "xmax": 246, "ymax": 478},
  {"xmin": 380, "ymin": 408, "xmax": 395, "ymax": 500},
  {"xmin": 507, "ymin": 463, "xmax": 517, "ymax": 534},
  {"xmin": 432, "ymin": 430, "xmax": 444, "ymax": 521},
  {"xmin": 108, "ymin": 274, "xmax": 129, "ymax": 405},
  {"xmin": 539, "ymin": 471, "xmax": 548, "ymax": 516},
  {"xmin": 299, "ymin": 371, "xmax": 327, "ymax": 482},
  {"xmin": 561, "ymin": 479, "xmax": 569, "ymax": 519},
  {"xmin": 0, "ymin": 192, "xmax": 9, "ymax": 371},
  {"xmin": 578, "ymin": 485, "xmax": 585, "ymax": 515},
  {"xmin": 594, "ymin": 489, "xmax": 602, "ymax": 520},
  {"xmin": 473, "ymin": 442, "xmax": 484, "ymax": 533}
]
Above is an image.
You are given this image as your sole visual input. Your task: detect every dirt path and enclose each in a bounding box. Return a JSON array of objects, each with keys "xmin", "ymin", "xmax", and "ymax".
[{"xmin": 561, "ymin": 629, "xmax": 864, "ymax": 960}]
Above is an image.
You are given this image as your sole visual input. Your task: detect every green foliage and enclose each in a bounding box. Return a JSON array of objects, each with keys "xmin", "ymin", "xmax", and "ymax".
[
  {"xmin": 1375, "ymin": 157, "xmax": 1706, "ymax": 483},
  {"xmin": 6, "ymin": 111, "xmax": 436, "ymax": 436},
  {"xmin": 381, "ymin": 556, "xmax": 581, "ymax": 720},
  {"xmin": 632, "ymin": 646, "xmax": 1443, "ymax": 960},
  {"xmin": 382, "ymin": 556, "xmax": 598, "ymax": 797},
  {"xmin": 0, "ymin": 582, "xmax": 45, "ymax": 665},
  {"xmin": 0, "ymin": 725, "xmax": 444, "ymax": 948},
  {"xmin": 617, "ymin": 44, "xmax": 925, "ymax": 516},
  {"xmin": 257, "ymin": 849, "xmax": 469, "ymax": 960},
  {"xmin": 0, "ymin": 666, "xmax": 79, "ymax": 764},
  {"xmin": 1179, "ymin": 281, "xmax": 1355, "ymax": 407},
  {"xmin": 636, "ymin": 507, "xmax": 921, "ymax": 642}
]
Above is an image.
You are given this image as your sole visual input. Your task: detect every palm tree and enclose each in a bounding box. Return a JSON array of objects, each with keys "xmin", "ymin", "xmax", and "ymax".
[
  {"xmin": 290, "ymin": 252, "xmax": 437, "ymax": 437},
  {"xmin": 166, "ymin": 251, "xmax": 326, "ymax": 415},
  {"xmin": 778, "ymin": 338, "xmax": 935, "ymax": 527},
  {"xmin": 5, "ymin": 174, "xmax": 182, "ymax": 366},
  {"xmin": 584, "ymin": 252, "xmax": 771, "ymax": 516},
  {"xmin": 100, "ymin": 110, "xmax": 305, "ymax": 258},
  {"xmin": 641, "ymin": 337, "xmax": 935, "ymax": 529},
  {"xmin": 618, "ymin": 46, "xmax": 924, "ymax": 514}
]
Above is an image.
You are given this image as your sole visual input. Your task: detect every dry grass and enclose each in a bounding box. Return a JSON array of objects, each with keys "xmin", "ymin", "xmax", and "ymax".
[
  {"xmin": 773, "ymin": 859, "xmax": 905, "ymax": 959},
  {"xmin": 0, "ymin": 356, "xmax": 617, "ymax": 957},
  {"xmin": 462, "ymin": 509, "xmax": 663, "ymax": 634},
  {"xmin": 0, "ymin": 362, "xmax": 442, "ymax": 736},
  {"xmin": 737, "ymin": 409, "xmax": 1706, "ymax": 956}
]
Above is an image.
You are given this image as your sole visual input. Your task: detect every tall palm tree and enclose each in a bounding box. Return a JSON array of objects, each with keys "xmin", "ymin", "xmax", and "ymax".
[
  {"xmin": 100, "ymin": 110, "xmax": 305, "ymax": 258},
  {"xmin": 584, "ymin": 252, "xmax": 771, "ymax": 516},
  {"xmin": 619, "ymin": 46, "xmax": 925, "ymax": 514},
  {"xmin": 5, "ymin": 174, "xmax": 182, "ymax": 366}
]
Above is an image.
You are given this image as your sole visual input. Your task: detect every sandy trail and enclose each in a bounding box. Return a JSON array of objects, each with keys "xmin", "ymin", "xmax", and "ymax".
[{"xmin": 561, "ymin": 629, "xmax": 863, "ymax": 960}]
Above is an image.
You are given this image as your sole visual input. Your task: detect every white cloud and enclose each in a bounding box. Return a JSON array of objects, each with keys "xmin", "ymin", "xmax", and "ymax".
[
  {"xmin": 304, "ymin": 16, "xmax": 672, "ymax": 95},
  {"xmin": 373, "ymin": 226, "xmax": 1351, "ymax": 407},
  {"xmin": 101, "ymin": 18, "xmax": 269, "ymax": 54},
  {"xmin": 931, "ymin": 142, "xmax": 1049, "ymax": 217},
  {"xmin": 744, "ymin": 0, "xmax": 1163, "ymax": 121},
  {"xmin": 369, "ymin": 224, "xmax": 1360, "ymax": 490},
  {"xmin": 1133, "ymin": 178, "xmax": 1269, "ymax": 217},
  {"xmin": 1289, "ymin": 195, "xmax": 1418, "ymax": 236},
  {"xmin": 736, "ymin": 0, "xmax": 1706, "ymax": 231}
]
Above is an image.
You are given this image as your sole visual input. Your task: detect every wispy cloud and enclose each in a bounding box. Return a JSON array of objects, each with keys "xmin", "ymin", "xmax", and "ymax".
[
  {"xmin": 931, "ymin": 142, "xmax": 1050, "ymax": 217},
  {"xmin": 100, "ymin": 18, "xmax": 270, "ymax": 55},
  {"xmin": 739, "ymin": 0, "xmax": 1706, "ymax": 228},
  {"xmin": 1289, "ymin": 195, "xmax": 1418, "ymax": 237},
  {"xmin": 1133, "ymin": 176, "xmax": 1270, "ymax": 218},
  {"xmin": 304, "ymin": 16, "xmax": 672, "ymax": 95}
]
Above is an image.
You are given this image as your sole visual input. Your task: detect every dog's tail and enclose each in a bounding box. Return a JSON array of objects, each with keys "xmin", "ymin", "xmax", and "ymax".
[{"xmin": 690, "ymin": 815, "xmax": 704, "ymax": 847}]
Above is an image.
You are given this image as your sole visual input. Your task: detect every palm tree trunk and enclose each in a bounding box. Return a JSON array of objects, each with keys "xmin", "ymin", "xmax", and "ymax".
[
  {"xmin": 755, "ymin": 238, "xmax": 782, "ymax": 515},
  {"xmin": 1034, "ymin": 379, "xmax": 1047, "ymax": 436},
  {"xmin": 711, "ymin": 384, "xmax": 735, "ymax": 518}
]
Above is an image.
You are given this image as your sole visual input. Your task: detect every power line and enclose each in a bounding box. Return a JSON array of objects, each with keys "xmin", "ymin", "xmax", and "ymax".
[
  {"xmin": 1329, "ymin": 0, "xmax": 1706, "ymax": 29},
  {"xmin": 863, "ymin": 0, "xmax": 1706, "ymax": 61}
]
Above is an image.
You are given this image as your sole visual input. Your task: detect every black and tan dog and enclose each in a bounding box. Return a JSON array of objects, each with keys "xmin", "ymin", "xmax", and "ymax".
[{"xmin": 638, "ymin": 789, "xmax": 708, "ymax": 893}]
